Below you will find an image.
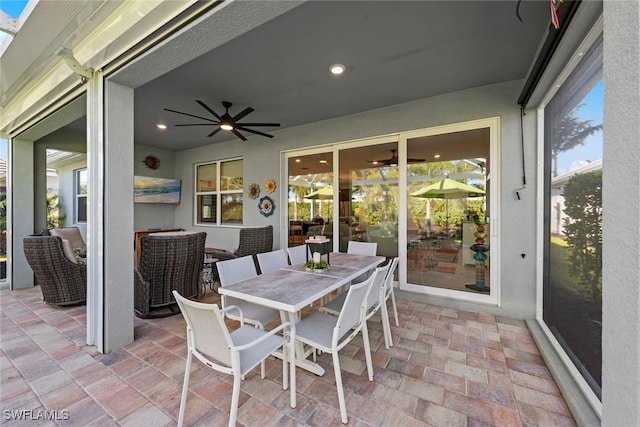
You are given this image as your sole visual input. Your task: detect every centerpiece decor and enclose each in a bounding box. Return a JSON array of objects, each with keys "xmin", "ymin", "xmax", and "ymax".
[{"xmin": 305, "ymin": 251, "xmax": 330, "ymax": 272}]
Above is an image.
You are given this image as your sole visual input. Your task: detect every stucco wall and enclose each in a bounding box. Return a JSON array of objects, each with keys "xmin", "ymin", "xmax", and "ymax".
[
  {"xmin": 174, "ymin": 79, "xmax": 538, "ymax": 319},
  {"xmin": 133, "ymin": 144, "xmax": 178, "ymax": 230},
  {"xmin": 602, "ymin": 1, "xmax": 640, "ymax": 425}
]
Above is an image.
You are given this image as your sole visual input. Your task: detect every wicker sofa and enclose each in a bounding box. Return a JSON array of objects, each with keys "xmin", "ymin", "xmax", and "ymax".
[
  {"xmin": 23, "ymin": 235, "xmax": 87, "ymax": 306},
  {"xmin": 134, "ymin": 231, "xmax": 206, "ymax": 318}
]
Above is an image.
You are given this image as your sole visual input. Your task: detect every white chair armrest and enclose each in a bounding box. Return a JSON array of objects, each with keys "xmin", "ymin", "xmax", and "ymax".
[
  {"xmin": 221, "ymin": 305, "xmax": 244, "ymax": 325},
  {"xmin": 232, "ymin": 321, "xmax": 291, "ymax": 351}
]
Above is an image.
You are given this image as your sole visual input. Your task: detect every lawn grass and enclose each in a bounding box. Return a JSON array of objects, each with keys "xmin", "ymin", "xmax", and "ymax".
[{"xmin": 549, "ymin": 237, "xmax": 589, "ymax": 298}]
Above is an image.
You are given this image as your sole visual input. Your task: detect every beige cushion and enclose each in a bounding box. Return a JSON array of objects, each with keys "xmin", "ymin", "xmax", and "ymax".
[
  {"xmin": 148, "ymin": 231, "xmax": 195, "ymax": 237},
  {"xmin": 50, "ymin": 227, "xmax": 86, "ymax": 250},
  {"xmin": 60, "ymin": 239, "xmax": 78, "ymax": 264}
]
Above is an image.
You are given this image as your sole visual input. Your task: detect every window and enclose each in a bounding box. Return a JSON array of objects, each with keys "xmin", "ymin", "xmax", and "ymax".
[
  {"xmin": 195, "ymin": 158, "xmax": 243, "ymax": 225},
  {"xmin": 75, "ymin": 169, "xmax": 87, "ymax": 223},
  {"xmin": 542, "ymin": 35, "xmax": 603, "ymax": 397}
]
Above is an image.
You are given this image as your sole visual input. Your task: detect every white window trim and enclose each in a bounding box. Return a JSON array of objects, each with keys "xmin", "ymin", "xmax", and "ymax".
[
  {"xmin": 194, "ymin": 157, "xmax": 243, "ymax": 226},
  {"xmin": 75, "ymin": 168, "xmax": 88, "ymax": 224}
]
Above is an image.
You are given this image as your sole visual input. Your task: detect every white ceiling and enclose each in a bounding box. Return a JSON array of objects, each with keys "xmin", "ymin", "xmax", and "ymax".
[{"xmin": 129, "ymin": 1, "xmax": 550, "ymax": 152}]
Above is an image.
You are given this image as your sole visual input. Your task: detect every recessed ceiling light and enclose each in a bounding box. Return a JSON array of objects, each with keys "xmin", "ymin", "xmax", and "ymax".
[
  {"xmin": 319, "ymin": 160, "xmax": 328, "ymax": 164},
  {"xmin": 372, "ymin": 161, "xmax": 378, "ymax": 165},
  {"xmin": 329, "ymin": 64, "xmax": 346, "ymax": 75},
  {"xmin": 295, "ymin": 158, "xmax": 301, "ymax": 163},
  {"xmin": 434, "ymin": 154, "xmax": 441, "ymax": 159},
  {"xmin": 156, "ymin": 123, "xmax": 167, "ymax": 130}
]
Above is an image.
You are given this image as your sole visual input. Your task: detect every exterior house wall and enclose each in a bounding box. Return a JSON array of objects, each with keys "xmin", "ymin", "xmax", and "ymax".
[
  {"xmin": 602, "ymin": 1, "xmax": 640, "ymax": 425},
  {"xmin": 34, "ymin": 127, "xmax": 86, "ymax": 234},
  {"xmin": 174, "ymin": 79, "xmax": 538, "ymax": 319}
]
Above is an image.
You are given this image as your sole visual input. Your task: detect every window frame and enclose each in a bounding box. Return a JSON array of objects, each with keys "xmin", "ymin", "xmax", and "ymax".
[
  {"xmin": 534, "ymin": 22, "xmax": 603, "ymax": 415},
  {"xmin": 75, "ymin": 168, "xmax": 88, "ymax": 224},
  {"xmin": 194, "ymin": 157, "xmax": 244, "ymax": 226}
]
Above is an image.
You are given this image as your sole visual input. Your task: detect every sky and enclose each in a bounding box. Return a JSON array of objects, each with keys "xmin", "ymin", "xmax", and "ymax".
[
  {"xmin": 555, "ymin": 81, "xmax": 604, "ymax": 176},
  {"xmin": 0, "ymin": 1, "xmax": 28, "ymax": 158},
  {"xmin": 1, "ymin": 0, "xmax": 28, "ymax": 18}
]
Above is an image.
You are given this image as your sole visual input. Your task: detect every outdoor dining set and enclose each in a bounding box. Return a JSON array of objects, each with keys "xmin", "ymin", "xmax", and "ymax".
[{"xmin": 175, "ymin": 241, "xmax": 399, "ymax": 426}]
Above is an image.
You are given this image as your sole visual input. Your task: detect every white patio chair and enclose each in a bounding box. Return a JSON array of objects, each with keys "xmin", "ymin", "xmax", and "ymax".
[
  {"xmin": 347, "ymin": 240, "xmax": 378, "ymax": 256},
  {"xmin": 320, "ymin": 260, "xmax": 395, "ymax": 348},
  {"xmin": 256, "ymin": 249, "xmax": 289, "ymax": 274},
  {"xmin": 217, "ymin": 255, "xmax": 280, "ymax": 329},
  {"xmin": 286, "ymin": 244, "xmax": 310, "ymax": 265},
  {"xmin": 172, "ymin": 291, "xmax": 290, "ymax": 427},
  {"xmin": 294, "ymin": 269, "xmax": 379, "ymax": 424},
  {"xmin": 383, "ymin": 257, "xmax": 400, "ymax": 331},
  {"xmin": 347, "ymin": 240, "xmax": 378, "ymax": 284}
]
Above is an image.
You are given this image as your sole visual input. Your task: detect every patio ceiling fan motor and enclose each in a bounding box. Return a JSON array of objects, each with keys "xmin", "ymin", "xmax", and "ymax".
[{"xmin": 164, "ymin": 100, "xmax": 280, "ymax": 141}]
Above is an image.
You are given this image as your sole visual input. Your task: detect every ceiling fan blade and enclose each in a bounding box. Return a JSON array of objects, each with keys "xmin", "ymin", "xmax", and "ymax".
[
  {"xmin": 236, "ymin": 122, "xmax": 281, "ymax": 127},
  {"xmin": 231, "ymin": 129, "xmax": 247, "ymax": 141},
  {"xmin": 236, "ymin": 126, "xmax": 274, "ymax": 138},
  {"xmin": 196, "ymin": 100, "xmax": 222, "ymax": 120},
  {"xmin": 407, "ymin": 157, "xmax": 426, "ymax": 163},
  {"xmin": 164, "ymin": 108, "xmax": 218, "ymax": 123},
  {"xmin": 207, "ymin": 127, "xmax": 223, "ymax": 137},
  {"xmin": 232, "ymin": 107, "xmax": 254, "ymax": 121},
  {"xmin": 175, "ymin": 123, "xmax": 221, "ymax": 126}
]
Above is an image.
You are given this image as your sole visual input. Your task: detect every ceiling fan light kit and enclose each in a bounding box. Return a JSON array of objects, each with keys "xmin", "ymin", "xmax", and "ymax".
[
  {"xmin": 367, "ymin": 149, "xmax": 425, "ymax": 167},
  {"xmin": 164, "ymin": 100, "xmax": 280, "ymax": 141}
]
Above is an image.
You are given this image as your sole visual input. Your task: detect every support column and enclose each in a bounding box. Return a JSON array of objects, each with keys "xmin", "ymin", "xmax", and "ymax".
[
  {"xmin": 602, "ymin": 2, "xmax": 640, "ymax": 426},
  {"xmin": 86, "ymin": 72, "xmax": 135, "ymax": 352},
  {"xmin": 9, "ymin": 139, "xmax": 35, "ymax": 288}
]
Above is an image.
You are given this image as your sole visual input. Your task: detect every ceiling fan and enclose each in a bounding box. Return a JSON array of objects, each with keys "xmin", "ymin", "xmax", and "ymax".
[
  {"xmin": 367, "ymin": 149, "xmax": 425, "ymax": 166},
  {"xmin": 164, "ymin": 100, "xmax": 280, "ymax": 141}
]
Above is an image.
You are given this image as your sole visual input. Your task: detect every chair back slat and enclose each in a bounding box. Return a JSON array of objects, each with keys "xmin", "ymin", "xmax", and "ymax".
[
  {"xmin": 366, "ymin": 262, "xmax": 391, "ymax": 311},
  {"xmin": 334, "ymin": 269, "xmax": 378, "ymax": 343},
  {"xmin": 173, "ymin": 291, "xmax": 234, "ymax": 369},
  {"xmin": 256, "ymin": 249, "xmax": 288, "ymax": 274},
  {"xmin": 384, "ymin": 257, "xmax": 399, "ymax": 298},
  {"xmin": 217, "ymin": 255, "xmax": 257, "ymax": 286},
  {"xmin": 347, "ymin": 241, "xmax": 378, "ymax": 256},
  {"xmin": 286, "ymin": 244, "xmax": 309, "ymax": 265}
]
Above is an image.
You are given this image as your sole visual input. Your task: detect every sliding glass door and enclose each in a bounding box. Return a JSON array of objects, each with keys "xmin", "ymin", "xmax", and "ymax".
[
  {"xmin": 284, "ymin": 119, "xmax": 497, "ymax": 301},
  {"xmin": 405, "ymin": 129, "xmax": 490, "ymax": 294}
]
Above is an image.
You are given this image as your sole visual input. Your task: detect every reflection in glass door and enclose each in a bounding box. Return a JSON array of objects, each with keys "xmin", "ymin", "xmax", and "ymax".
[
  {"xmin": 287, "ymin": 151, "xmax": 333, "ymax": 247},
  {"xmin": 405, "ymin": 129, "xmax": 490, "ymax": 294},
  {"xmin": 338, "ymin": 142, "xmax": 398, "ymax": 255}
]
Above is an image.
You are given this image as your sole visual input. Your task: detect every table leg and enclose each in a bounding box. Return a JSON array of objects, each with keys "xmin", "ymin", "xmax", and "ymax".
[
  {"xmin": 287, "ymin": 311, "xmax": 297, "ymax": 408},
  {"xmin": 274, "ymin": 311, "xmax": 326, "ymax": 377}
]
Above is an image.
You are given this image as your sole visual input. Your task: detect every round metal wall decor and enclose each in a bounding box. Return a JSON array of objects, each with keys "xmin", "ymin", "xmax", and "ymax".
[
  {"xmin": 143, "ymin": 155, "xmax": 160, "ymax": 170},
  {"xmin": 258, "ymin": 196, "xmax": 275, "ymax": 217}
]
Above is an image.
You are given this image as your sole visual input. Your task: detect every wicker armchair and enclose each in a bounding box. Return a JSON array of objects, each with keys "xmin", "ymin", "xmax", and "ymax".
[
  {"xmin": 209, "ymin": 225, "xmax": 273, "ymax": 283},
  {"xmin": 134, "ymin": 231, "xmax": 206, "ymax": 318},
  {"xmin": 23, "ymin": 235, "xmax": 87, "ymax": 306}
]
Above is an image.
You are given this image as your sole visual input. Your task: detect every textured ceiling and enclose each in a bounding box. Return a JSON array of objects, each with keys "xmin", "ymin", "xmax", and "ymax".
[{"xmin": 132, "ymin": 1, "xmax": 550, "ymax": 151}]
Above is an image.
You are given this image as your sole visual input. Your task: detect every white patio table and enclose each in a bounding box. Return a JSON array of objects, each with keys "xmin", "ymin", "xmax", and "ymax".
[{"xmin": 217, "ymin": 252, "xmax": 384, "ymax": 408}]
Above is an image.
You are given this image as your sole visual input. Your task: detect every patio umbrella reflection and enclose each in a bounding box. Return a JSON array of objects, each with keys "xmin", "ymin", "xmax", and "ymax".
[
  {"xmin": 410, "ymin": 178, "xmax": 485, "ymax": 230},
  {"xmin": 303, "ymin": 186, "xmax": 334, "ymax": 200}
]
